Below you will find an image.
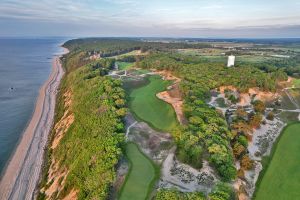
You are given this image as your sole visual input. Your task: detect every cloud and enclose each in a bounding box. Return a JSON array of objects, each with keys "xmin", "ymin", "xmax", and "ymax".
[{"xmin": 0, "ymin": 0, "xmax": 300, "ymax": 37}]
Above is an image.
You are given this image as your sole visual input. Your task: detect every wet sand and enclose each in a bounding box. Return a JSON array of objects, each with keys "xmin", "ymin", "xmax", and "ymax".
[{"xmin": 0, "ymin": 51, "xmax": 66, "ymax": 199}]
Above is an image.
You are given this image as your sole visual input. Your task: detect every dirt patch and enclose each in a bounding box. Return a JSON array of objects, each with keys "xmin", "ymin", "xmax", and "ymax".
[
  {"xmin": 219, "ymin": 85, "xmax": 238, "ymax": 93},
  {"xmin": 277, "ymin": 76, "xmax": 293, "ymax": 89},
  {"xmin": 219, "ymin": 85, "xmax": 278, "ymax": 106},
  {"xmin": 248, "ymin": 88, "xmax": 278, "ymax": 102},
  {"xmin": 128, "ymin": 121, "xmax": 173, "ymax": 164},
  {"xmin": 62, "ymin": 189, "xmax": 78, "ymax": 200},
  {"xmin": 153, "ymin": 70, "xmax": 181, "ymax": 83},
  {"xmin": 44, "ymin": 159, "xmax": 68, "ymax": 198}
]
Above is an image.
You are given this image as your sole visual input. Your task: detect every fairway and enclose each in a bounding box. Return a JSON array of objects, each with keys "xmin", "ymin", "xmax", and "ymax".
[
  {"xmin": 116, "ymin": 61, "xmax": 134, "ymax": 70},
  {"xmin": 255, "ymin": 123, "xmax": 300, "ymax": 200},
  {"xmin": 129, "ymin": 75, "xmax": 178, "ymax": 131},
  {"xmin": 119, "ymin": 143, "xmax": 156, "ymax": 200}
]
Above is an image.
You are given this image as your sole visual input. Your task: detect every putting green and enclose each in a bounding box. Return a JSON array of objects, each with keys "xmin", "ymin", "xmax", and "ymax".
[
  {"xmin": 129, "ymin": 75, "xmax": 178, "ymax": 131},
  {"xmin": 255, "ymin": 123, "xmax": 300, "ymax": 200},
  {"xmin": 119, "ymin": 143, "xmax": 156, "ymax": 200}
]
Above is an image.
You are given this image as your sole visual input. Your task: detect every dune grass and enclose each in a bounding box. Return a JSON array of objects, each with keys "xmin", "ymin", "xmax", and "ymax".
[
  {"xmin": 129, "ymin": 75, "xmax": 178, "ymax": 131},
  {"xmin": 255, "ymin": 123, "xmax": 300, "ymax": 200},
  {"xmin": 119, "ymin": 143, "xmax": 157, "ymax": 200}
]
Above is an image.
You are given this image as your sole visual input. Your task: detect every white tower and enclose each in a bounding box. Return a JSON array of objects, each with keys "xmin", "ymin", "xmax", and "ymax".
[{"xmin": 227, "ymin": 55, "xmax": 235, "ymax": 67}]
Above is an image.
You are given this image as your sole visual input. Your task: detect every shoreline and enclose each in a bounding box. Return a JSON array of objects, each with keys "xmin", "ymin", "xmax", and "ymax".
[{"xmin": 0, "ymin": 47, "xmax": 67, "ymax": 199}]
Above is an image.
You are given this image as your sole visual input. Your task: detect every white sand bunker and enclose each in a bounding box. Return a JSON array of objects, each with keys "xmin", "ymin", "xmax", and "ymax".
[
  {"xmin": 159, "ymin": 151, "xmax": 218, "ymax": 195},
  {"xmin": 241, "ymin": 118, "xmax": 285, "ymax": 197}
]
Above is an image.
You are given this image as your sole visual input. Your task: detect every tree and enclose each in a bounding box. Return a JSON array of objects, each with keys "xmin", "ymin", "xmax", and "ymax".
[
  {"xmin": 233, "ymin": 143, "xmax": 246, "ymax": 158},
  {"xmin": 253, "ymin": 100, "xmax": 266, "ymax": 113},
  {"xmin": 240, "ymin": 155, "xmax": 254, "ymax": 170},
  {"xmin": 249, "ymin": 113, "xmax": 262, "ymax": 128}
]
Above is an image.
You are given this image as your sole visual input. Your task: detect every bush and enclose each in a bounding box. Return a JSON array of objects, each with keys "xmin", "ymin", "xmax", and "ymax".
[
  {"xmin": 253, "ymin": 100, "xmax": 266, "ymax": 113},
  {"xmin": 266, "ymin": 111, "xmax": 275, "ymax": 120},
  {"xmin": 240, "ymin": 155, "xmax": 254, "ymax": 170}
]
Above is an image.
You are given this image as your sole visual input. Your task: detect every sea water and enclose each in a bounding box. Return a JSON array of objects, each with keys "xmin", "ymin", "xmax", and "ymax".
[{"xmin": 0, "ymin": 38, "xmax": 66, "ymax": 174}]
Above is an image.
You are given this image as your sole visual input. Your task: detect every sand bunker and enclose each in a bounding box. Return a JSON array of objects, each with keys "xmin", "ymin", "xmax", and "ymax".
[
  {"xmin": 154, "ymin": 71, "xmax": 186, "ymax": 124},
  {"xmin": 157, "ymin": 89, "xmax": 185, "ymax": 124}
]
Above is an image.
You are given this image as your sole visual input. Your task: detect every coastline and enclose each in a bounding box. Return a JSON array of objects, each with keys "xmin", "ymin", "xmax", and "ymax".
[{"xmin": 0, "ymin": 47, "xmax": 68, "ymax": 200}]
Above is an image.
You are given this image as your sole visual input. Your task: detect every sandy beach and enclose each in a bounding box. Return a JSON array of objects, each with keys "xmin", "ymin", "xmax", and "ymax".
[{"xmin": 0, "ymin": 49, "xmax": 66, "ymax": 200}]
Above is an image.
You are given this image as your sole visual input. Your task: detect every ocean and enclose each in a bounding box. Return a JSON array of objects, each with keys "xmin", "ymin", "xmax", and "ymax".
[{"xmin": 0, "ymin": 38, "xmax": 66, "ymax": 174}]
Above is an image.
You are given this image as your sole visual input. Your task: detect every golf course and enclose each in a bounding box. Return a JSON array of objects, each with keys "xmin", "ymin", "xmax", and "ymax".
[
  {"xmin": 129, "ymin": 75, "xmax": 178, "ymax": 131},
  {"xmin": 255, "ymin": 123, "xmax": 300, "ymax": 200},
  {"xmin": 119, "ymin": 143, "xmax": 157, "ymax": 200}
]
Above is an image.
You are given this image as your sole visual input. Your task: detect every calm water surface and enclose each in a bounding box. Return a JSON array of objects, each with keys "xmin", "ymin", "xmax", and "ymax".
[{"xmin": 0, "ymin": 38, "xmax": 66, "ymax": 174}]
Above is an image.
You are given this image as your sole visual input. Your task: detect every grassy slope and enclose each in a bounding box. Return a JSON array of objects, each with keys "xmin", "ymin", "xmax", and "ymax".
[
  {"xmin": 129, "ymin": 75, "xmax": 178, "ymax": 131},
  {"xmin": 255, "ymin": 123, "xmax": 300, "ymax": 200},
  {"xmin": 119, "ymin": 143, "xmax": 156, "ymax": 200}
]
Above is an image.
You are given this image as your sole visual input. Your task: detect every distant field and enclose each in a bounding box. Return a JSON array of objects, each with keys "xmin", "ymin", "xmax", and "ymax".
[
  {"xmin": 255, "ymin": 123, "xmax": 300, "ymax": 200},
  {"xmin": 116, "ymin": 61, "xmax": 134, "ymax": 70},
  {"xmin": 177, "ymin": 48, "xmax": 286, "ymax": 64},
  {"xmin": 110, "ymin": 50, "xmax": 146, "ymax": 59},
  {"xmin": 119, "ymin": 143, "xmax": 156, "ymax": 200},
  {"xmin": 129, "ymin": 75, "xmax": 178, "ymax": 131},
  {"xmin": 177, "ymin": 48, "xmax": 224, "ymax": 56}
]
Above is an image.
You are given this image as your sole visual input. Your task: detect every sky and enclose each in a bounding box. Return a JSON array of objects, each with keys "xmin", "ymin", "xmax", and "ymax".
[{"xmin": 0, "ymin": 0, "xmax": 300, "ymax": 38}]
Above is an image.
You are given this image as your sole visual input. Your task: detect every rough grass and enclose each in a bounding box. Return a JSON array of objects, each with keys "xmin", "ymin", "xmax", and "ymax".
[
  {"xmin": 116, "ymin": 61, "xmax": 134, "ymax": 70},
  {"xmin": 278, "ymin": 111, "xmax": 299, "ymax": 123},
  {"xmin": 119, "ymin": 143, "xmax": 156, "ymax": 200},
  {"xmin": 292, "ymin": 78, "xmax": 300, "ymax": 88},
  {"xmin": 129, "ymin": 75, "xmax": 178, "ymax": 131},
  {"xmin": 288, "ymin": 88, "xmax": 300, "ymax": 106},
  {"xmin": 255, "ymin": 123, "xmax": 300, "ymax": 200}
]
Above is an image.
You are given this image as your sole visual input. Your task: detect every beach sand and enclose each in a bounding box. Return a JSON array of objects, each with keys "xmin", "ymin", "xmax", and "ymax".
[{"xmin": 0, "ymin": 49, "xmax": 67, "ymax": 200}]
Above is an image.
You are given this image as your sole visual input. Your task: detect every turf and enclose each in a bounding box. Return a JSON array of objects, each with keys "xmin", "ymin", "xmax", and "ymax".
[
  {"xmin": 119, "ymin": 143, "xmax": 156, "ymax": 200},
  {"xmin": 292, "ymin": 78, "xmax": 300, "ymax": 88},
  {"xmin": 129, "ymin": 75, "xmax": 178, "ymax": 131},
  {"xmin": 117, "ymin": 61, "xmax": 134, "ymax": 70},
  {"xmin": 255, "ymin": 123, "xmax": 300, "ymax": 200}
]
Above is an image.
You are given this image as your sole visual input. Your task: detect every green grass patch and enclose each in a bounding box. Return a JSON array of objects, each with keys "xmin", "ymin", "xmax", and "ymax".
[
  {"xmin": 117, "ymin": 61, "xmax": 134, "ymax": 70},
  {"xmin": 119, "ymin": 143, "xmax": 158, "ymax": 200},
  {"xmin": 131, "ymin": 69, "xmax": 151, "ymax": 75},
  {"xmin": 215, "ymin": 97, "xmax": 227, "ymax": 108},
  {"xmin": 254, "ymin": 123, "xmax": 300, "ymax": 200},
  {"xmin": 292, "ymin": 78, "xmax": 300, "ymax": 88},
  {"xmin": 129, "ymin": 75, "xmax": 178, "ymax": 131}
]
